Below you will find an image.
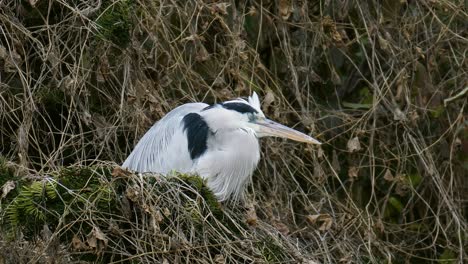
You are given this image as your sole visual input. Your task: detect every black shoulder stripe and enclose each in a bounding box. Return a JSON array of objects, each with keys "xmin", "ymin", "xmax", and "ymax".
[
  {"xmin": 221, "ymin": 102, "xmax": 258, "ymax": 114},
  {"xmin": 182, "ymin": 113, "xmax": 210, "ymax": 160},
  {"xmin": 202, "ymin": 104, "xmax": 217, "ymax": 111}
]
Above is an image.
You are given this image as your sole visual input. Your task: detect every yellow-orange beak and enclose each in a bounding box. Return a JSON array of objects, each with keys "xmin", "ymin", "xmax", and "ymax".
[{"xmin": 255, "ymin": 119, "xmax": 321, "ymax": 145}]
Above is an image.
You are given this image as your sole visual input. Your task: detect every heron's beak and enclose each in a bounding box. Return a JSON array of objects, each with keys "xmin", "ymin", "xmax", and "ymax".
[{"xmin": 254, "ymin": 119, "xmax": 321, "ymax": 145}]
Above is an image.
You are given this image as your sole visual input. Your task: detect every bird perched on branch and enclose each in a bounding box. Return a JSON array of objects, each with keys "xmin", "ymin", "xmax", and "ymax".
[{"xmin": 122, "ymin": 92, "xmax": 321, "ymax": 201}]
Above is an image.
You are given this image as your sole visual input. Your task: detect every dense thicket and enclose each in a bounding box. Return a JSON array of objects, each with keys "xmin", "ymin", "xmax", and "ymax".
[{"xmin": 0, "ymin": 1, "xmax": 466, "ymax": 263}]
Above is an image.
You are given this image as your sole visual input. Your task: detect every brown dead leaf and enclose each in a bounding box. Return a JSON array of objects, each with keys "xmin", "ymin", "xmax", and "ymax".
[
  {"xmin": 394, "ymin": 174, "xmax": 409, "ymax": 196},
  {"xmin": 125, "ymin": 186, "xmax": 140, "ymax": 202},
  {"xmin": 262, "ymin": 90, "xmax": 275, "ymax": 110},
  {"xmin": 212, "ymin": 3, "xmax": 230, "ymax": 15},
  {"xmin": 195, "ymin": 44, "xmax": 210, "ymax": 62},
  {"xmin": 235, "ymin": 80, "xmax": 247, "ymax": 93},
  {"xmin": 181, "ymin": 34, "xmax": 198, "ymax": 42},
  {"xmin": 247, "ymin": 6, "xmax": 257, "ymax": 16},
  {"xmin": 331, "ymin": 29, "xmax": 343, "ymax": 43},
  {"xmin": 273, "ymin": 221, "xmax": 290, "ymax": 235},
  {"xmin": 256, "ymin": 61, "xmax": 268, "ymax": 72},
  {"xmin": 278, "ymin": 0, "xmax": 292, "ymax": 20},
  {"xmin": 395, "ymin": 182, "xmax": 409, "ymax": 196},
  {"xmin": 395, "ymin": 73, "xmax": 408, "ymax": 101},
  {"xmin": 322, "ymin": 16, "xmax": 344, "ymax": 45},
  {"xmin": 93, "ymin": 226, "xmax": 108, "ymax": 243},
  {"xmin": 112, "ymin": 167, "xmax": 131, "ymax": 178},
  {"xmin": 29, "ymin": 0, "xmax": 39, "ymax": 7},
  {"xmin": 214, "ymin": 254, "xmax": 225, "ymax": 264},
  {"xmin": 347, "ymin": 137, "xmax": 361, "ymax": 152},
  {"xmin": 306, "ymin": 214, "xmax": 333, "ymax": 231},
  {"xmin": 383, "ymin": 169, "xmax": 394, "ymax": 181},
  {"xmin": 3, "ymin": 49, "xmax": 21, "ymax": 72},
  {"xmin": 415, "ymin": 46, "xmax": 425, "ymax": 59},
  {"xmin": 41, "ymin": 224, "xmax": 53, "ymax": 242},
  {"xmin": 393, "ymin": 107, "xmax": 407, "ymax": 121},
  {"xmin": 239, "ymin": 51, "xmax": 248, "ymax": 61},
  {"xmin": 109, "ymin": 219, "xmax": 122, "ymax": 236},
  {"xmin": 306, "ymin": 214, "xmax": 320, "ymax": 224},
  {"xmin": 332, "ymin": 150, "xmax": 341, "ymax": 173},
  {"xmin": 96, "ymin": 56, "xmax": 109, "ymax": 83},
  {"xmin": 374, "ymin": 219, "xmax": 385, "ymax": 233},
  {"xmin": 316, "ymin": 147, "xmax": 324, "ymax": 159},
  {"xmin": 339, "ymin": 255, "xmax": 352, "ymax": 263},
  {"xmin": 142, "ymin": 203, "xmax": 151, "ymax": 213},
  {"xmin": 378, "ymin": 35, "xmax": 390, "ymax": 52},
  {"xmin": 87, "ymin": 235, "xmax": 97, "ymax": 248},
  {"xmin": 87, "ymin": 226, "xmax": 108, "ymax": 250},
  {"xmin": 153, "ymin": 210, "xmax": 164, "ymax": 223},
  {"xmin": 245, "ymin": 202, "xmax": 258, "ymax": 226},
  {"xmin": 313, "ymin": 162, "xmax": 326, "ymax": 183},
  {"xmin": 121, "ymin": 195, "xmax": 132, "ymax": 218},
  {"xmin": 150, "ymin": 212, "xmax": 161, "ymax": 232},
  {"xmin": 212, "ymin": 76, "xmax": 226, "ymax": 88},
  {"xmin": 1, "ymin": 180, "xmax": 15, "ymax": 199},
  {"xmin": 0, "ymin": 46, "xmax": 7, "ymax": 59},
  {"xmin": 348, "ymin": 166, "xmax": 359, "ymax": 179},
  {"xmin": 163, "ymin": 207, "xmax": 171, "ymax": 217},
  {"xmin": 72, "ymin": 235, "xmax": 88, "ymax": 251},
  {"xmin": 319, "ymin": 218, "xmax": 333, "ymax": 231},
  {"xmin": 330, "ymin": 67, "xmax": 342, "ymax": 85}
]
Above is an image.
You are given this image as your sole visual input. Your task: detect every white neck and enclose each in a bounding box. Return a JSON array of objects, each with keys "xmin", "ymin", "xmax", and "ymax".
[{"xmin": 192, "ymin": 128, "xmax": 260, "ymax": 201}]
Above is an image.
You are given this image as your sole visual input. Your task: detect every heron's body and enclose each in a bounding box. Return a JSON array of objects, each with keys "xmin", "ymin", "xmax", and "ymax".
[{"xmin": 123, "ymin": 93, "xmax": 320, "ymax": 201}]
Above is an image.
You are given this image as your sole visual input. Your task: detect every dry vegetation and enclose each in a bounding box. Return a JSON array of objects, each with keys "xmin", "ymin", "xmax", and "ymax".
[{"xmin": 0, "ymin": 0, "xmax": 467, "ymax": 263}]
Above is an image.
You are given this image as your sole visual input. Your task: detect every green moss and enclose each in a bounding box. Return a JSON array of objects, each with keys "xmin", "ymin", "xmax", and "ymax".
[
  {"xmin": 170, "ymin": 174, "xmax": 224, "ymax": 225},
  {"xmin": 96, "ymin": 0, "xmax": 133, "ymax": 47},
  {"xmin": 258, "ymin": 237, "xmax": 287, "ymax": 263},
  {"xmin": 37, "ymin": 88, "xmax": 66, "ymax": 108},
  {"xmin": 176, "ymin": 173, "xmax": 206, "ymax": 190},
  {"xmin": 2, "ymin": 166, "xmax": 247, "ymax": 261},
  {"xmin": 171, "ymin": 173, "xmax": 221, "ymax": 214},
  {"xmin": 0, "ymin": 156, "xmax": 15, "ymax": 187},
  {"xmin": 57, "ymin": 166, "xmax": 112, "ymax": 190},
  {"xmin": 439, "ymin": 248, "xmax": 457, "ymax": 264},
  {"xmin": 57, "ymin": 166, "xmax": 118, "ymax": 217},
  {"xmin": 2, "ymin": 166, "xmax": 117, "ymax": 239},
  {"xmin": 174, "ymin": 174, "xmax": 206, "ymax": 193},
  {"xmin": 168, "ymin": 174, "xmax": 247, "ymax": 236}
]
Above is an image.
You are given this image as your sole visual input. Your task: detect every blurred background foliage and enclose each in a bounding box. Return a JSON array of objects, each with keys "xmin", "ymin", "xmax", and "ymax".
[{"xmin": 0, "ymin": 0, "xmax": 466, "ymax": 263}]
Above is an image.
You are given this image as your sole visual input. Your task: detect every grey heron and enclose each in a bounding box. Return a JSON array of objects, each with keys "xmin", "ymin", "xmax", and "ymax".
[{"xmin": 122, "ymin": 92, "xmax": 321, "ymax": 201}]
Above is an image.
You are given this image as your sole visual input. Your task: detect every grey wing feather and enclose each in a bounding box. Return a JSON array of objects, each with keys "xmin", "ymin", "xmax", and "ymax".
[{"xmin": 122, "ymin": 103, "xmax": 208, "ymax": 173}]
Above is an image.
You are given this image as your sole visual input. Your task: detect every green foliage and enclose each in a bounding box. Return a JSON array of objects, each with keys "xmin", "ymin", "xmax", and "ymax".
[
  {"xmin": 405, "ymin": 173, "xmax": 422, "ymax": 188},
  {"xmin": 2, "ymin": 166, "xmax": 116, "ymax": 237},
  {"xmin": 258, "ymin": 238, "xmax": 287, "ymax": 263},
  {"xmin": 172, "ymin": 173, "xmax": 221, "ymax": 214},
  {"xmin": 1, "ymin": 167, "xmax": 251, "ymax": 262},
  {"xmin": 166, "ymin": 173, "xmax": 245, "ymax": 236},
  {"xmin": 0, "ymin": 156, "xmax": 15, "ymax": 187},
  {"xmin": 37, "ymin": 88, "xmax": 67, "ymax": 110},
  {"xmin": 5, "ymin": 180, "xmax": 57, "ymax": 230},
  {"xmin": 388, "ymin": 196, "xmax": 404, "ymax": 213},
  {"xmin": 439, "ymin": 248, "xmax": 457, "ymax": 264},
  {"xmin": 96, "ymin": 0, "xmax": 133, "ymax": 47}
]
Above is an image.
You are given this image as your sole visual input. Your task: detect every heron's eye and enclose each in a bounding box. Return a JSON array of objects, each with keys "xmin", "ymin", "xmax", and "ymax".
[{"xmin": 247, "ymin": 113, "xmax": 256, "ymax": 122}]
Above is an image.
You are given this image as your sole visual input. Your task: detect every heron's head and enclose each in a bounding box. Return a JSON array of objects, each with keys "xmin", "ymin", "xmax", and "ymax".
[{"xmin": 201, "ymin": 92, "xmax": 321, "ymax": 145}]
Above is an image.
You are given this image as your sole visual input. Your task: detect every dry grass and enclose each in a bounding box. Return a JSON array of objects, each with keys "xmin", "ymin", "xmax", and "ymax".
[
  {"xmin": 1, "ymin": 165, "xmax": 331, "ymax": 263},
  {"xmin": 0, "ymin": 0, "xmax": 467, "ymax": 263}
]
